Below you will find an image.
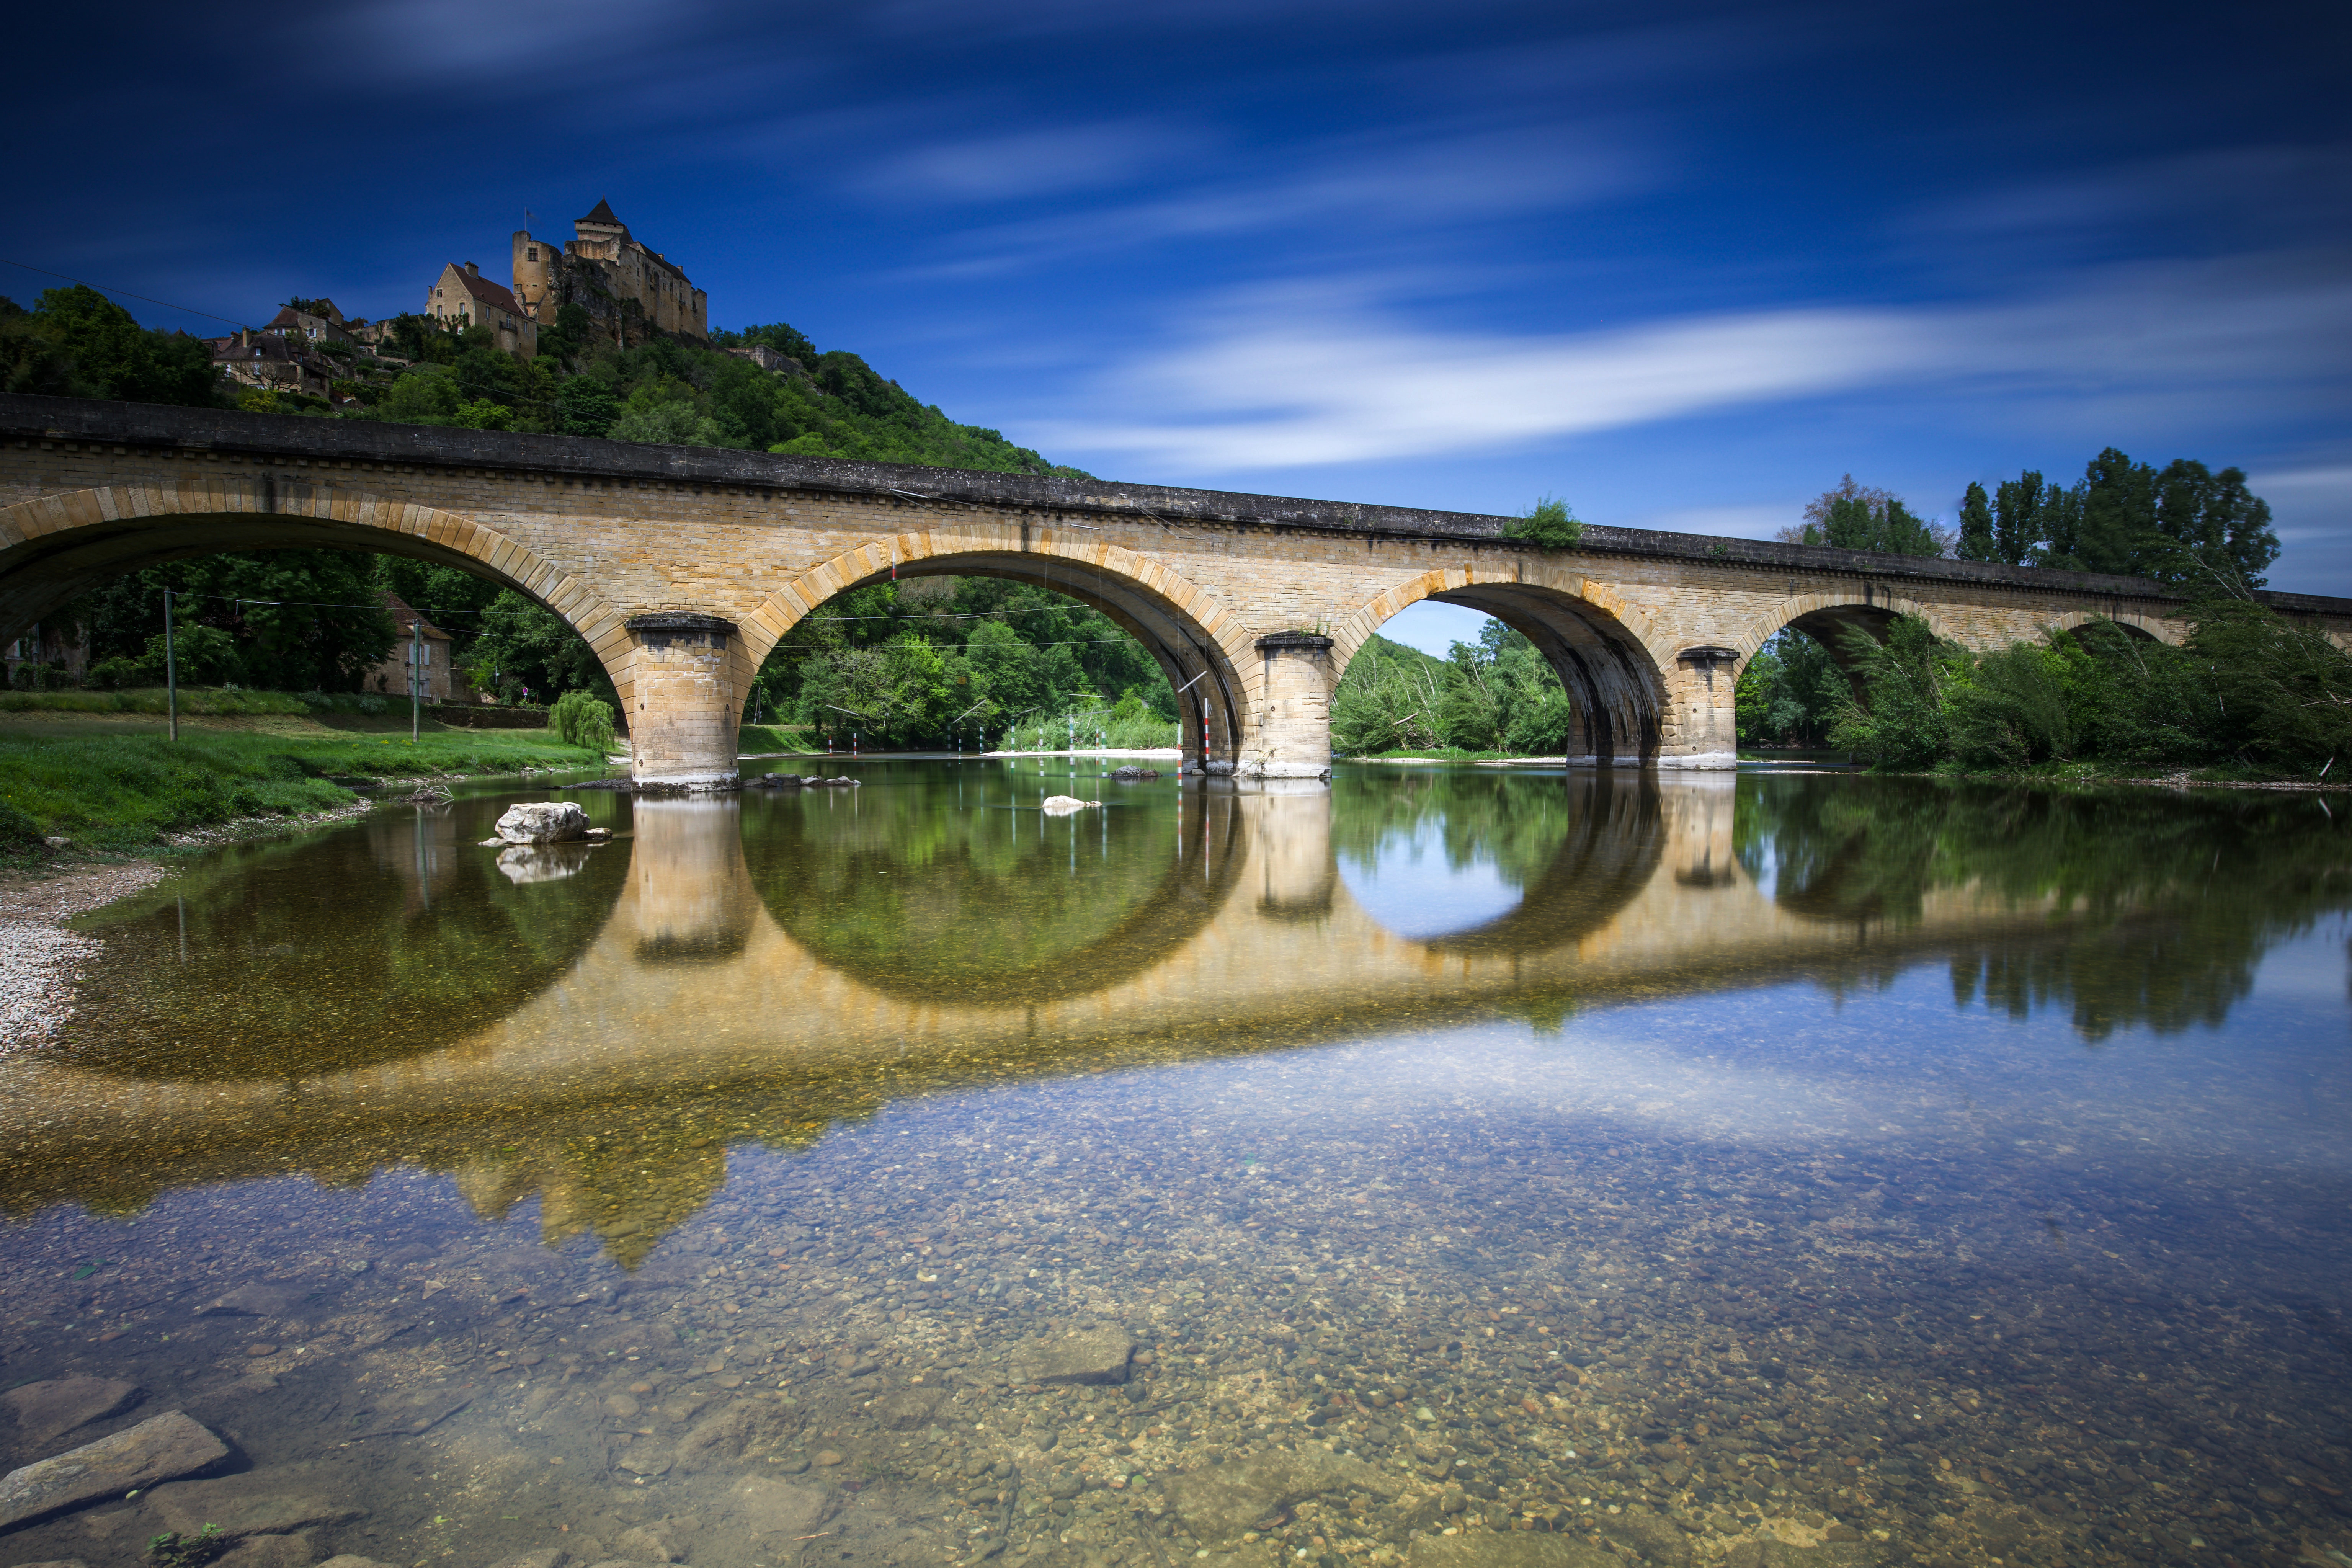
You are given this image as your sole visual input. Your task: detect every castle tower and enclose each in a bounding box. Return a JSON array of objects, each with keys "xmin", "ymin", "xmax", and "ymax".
[{"xmin": 511, "ymin": 230, "xmax": 558, "ymax": 321}]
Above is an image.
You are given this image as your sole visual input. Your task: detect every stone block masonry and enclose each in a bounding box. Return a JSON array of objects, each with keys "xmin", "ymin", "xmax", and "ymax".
[{"xmin": 5, "ymin": 394, "xmax": 2348, "ymax": 786}]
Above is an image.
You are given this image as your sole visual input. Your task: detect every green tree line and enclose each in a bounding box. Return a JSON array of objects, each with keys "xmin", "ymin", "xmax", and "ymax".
[{"xmin": 1820, "ymin": 603, "xmax": 2352, "ymax": 777}]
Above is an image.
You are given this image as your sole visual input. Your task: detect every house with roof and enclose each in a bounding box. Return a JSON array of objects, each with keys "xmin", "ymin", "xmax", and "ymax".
[
  {"xmin": 425, "ymin": 262, "xmax": 537, "ymax": 359},
  {"xmin": 368, "ymin": 592, "xmax": 457, "ymax": 701}
]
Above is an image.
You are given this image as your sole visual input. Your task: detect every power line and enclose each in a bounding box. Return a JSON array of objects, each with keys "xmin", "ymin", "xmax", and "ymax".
[{"xmin": 0, "ymin": 258, "xmax": 255, "ymax": 331}]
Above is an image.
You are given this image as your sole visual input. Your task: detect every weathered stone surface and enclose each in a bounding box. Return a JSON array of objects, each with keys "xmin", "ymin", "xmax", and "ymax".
[
  {"xmin": 11, "ymin": 393, "xmax": 2344, "ymax": 788},
  {"xmin": 495, "ymin": 802, "xmax": 589, "ymax": 844},
  {"xmin": 0, "ymin": 1378, "xmax": 139, "ymax": 1458},
  {"xmin": 874, "ymin": 1389, "xmax": 942, "ymax": 1430},
  {"xmin": 614, "ymin": 1522, "xmax": 683, "ymax": 1562},
  {"xmin": 0, "ymin": 1411, "xmax": 226, "ymax": 1527},
  {"xmin": 318, "ymin": 1558, "xmax": 405, "ymax": 1568},
  {"xmin": 725, "ymin": 1475, "xmax": 825, "ymax": 1538},
  {"xmin": 6, "ymin": 1559, "xmax": 93, "ymax": 1568},
  {"xmin": 1008, "ymin": 1326, "xmax": 1133, "ymax": 1386},
  {"xmin": 1164, "ymin": 1448, "xmax": 1378, "ymax": 1546},
  {"xmin": 1600, "ymin": 1510, "xmax": 1693, "ymax": 1566},
  {"xmin": 148, "ymin": 1468, "xmax": 363, "ymax": 1539},
  {"xmin": 481, "ymin": 1552, "xmax": 566, "ymax": 1568},
  {"xmin": 212, "ymin": 1530, "xmax": 324, "ymax": 1568},
  {"xmin": 196, "ymin": 1282, "xmax": 307, "ymax": 1317},
  {"xmin": 1721, "ymin": 1544, "xmax": 1877, "ymax": 1568},
  {"xmin": 1408, "ymin": 1537, "xmax": 1615, "ymax": 1568}
]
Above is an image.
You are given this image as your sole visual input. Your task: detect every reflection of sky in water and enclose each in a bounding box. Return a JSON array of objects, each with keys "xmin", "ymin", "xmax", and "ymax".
[{"xmin": 1336, "ymin": 817, "xmax": 1521, "ymax": 939}]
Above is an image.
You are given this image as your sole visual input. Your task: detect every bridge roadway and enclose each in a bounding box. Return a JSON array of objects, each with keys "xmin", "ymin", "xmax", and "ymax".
[
  {"xmin": 1, "ymin": 779, "xmax": 2105, "ymax": 1251},
  {"xmin": 8, "ymin": 394, "xmax": 2349, "ymax": 783}
]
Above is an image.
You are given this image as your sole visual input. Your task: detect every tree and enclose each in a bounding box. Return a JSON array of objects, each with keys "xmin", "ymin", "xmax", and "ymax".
[
  {"xmin": 1991, "ymin": 471, "xmax": 2048, "ymax": 565},
  {"xmin": 1780, "ymin": 475, "xmax": 1947, "ymax": 556},
  {"xmin": 62, "ymin": 551, "xmax": 394, "ymax": 691},
  {"xmin": 1, "ymin": 287, "xmax": 220, "ymax": 407},
  {"xmin": 1735, "ymin": 629, "xmax": 1845, "ymax": 746},
  {"xmin": 1955, "ymin": 481, "xmax": 1996, "ymax": 563},
  {"xmin": 2149, "ymin": 459, "xmax": 2280, "ymax": 590}
]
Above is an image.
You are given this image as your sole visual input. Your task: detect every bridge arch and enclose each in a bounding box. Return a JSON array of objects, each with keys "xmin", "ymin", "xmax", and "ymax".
[
  {"xmin": 741, "ymin": 521, "xmax": 1259, "ymax": 768},
  {"xmin": 1727, "ymin": 589, "xmax": 1975, "ymax": 674},
  {"xmin": 1333, "ymin": 564, "xmax": 1674, "ymax": 762},
  {"xmin": 2045, "ymin": 609, "xmax": 2180, "ymax": 646},
  {"xmin": 0, "ymin": 477, "xmax": 635, "ymax": 701}
]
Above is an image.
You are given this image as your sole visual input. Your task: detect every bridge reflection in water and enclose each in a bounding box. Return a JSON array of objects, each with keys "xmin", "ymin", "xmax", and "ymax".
[{"xmin": 1, "ymin": 767, "xmax": 2330, "ymax": 1258}]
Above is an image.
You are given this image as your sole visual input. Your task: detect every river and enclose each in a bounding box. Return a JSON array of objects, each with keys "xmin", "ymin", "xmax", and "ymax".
[{"xmin": 2, "ymin": 762, "xmax": 2347, "ymax": 1568}]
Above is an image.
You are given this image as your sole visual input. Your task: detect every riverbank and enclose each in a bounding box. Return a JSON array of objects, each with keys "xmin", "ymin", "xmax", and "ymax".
[
  {"xmin": 0, "ymin": 712, "xmax": 609, "ymax": 860},
  {"xmin": 0, "ymin": 859, "xmax": 166, "ymax": 1050}
]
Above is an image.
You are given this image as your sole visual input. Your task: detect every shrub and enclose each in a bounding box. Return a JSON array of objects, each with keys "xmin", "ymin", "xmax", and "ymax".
[
  {"xmin": 1503, "ymin": 495, "xmax": 1583, "ymax": 549},
  {"xmin": 551, "ymin": 690, "xmax": 616, "ymax": 753}
]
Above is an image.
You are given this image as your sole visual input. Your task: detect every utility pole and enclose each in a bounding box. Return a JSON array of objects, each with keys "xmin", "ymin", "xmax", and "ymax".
[
  {"xmin": 163, "ymin": 588, "xmax": 178, "ymax": 742},
  {"xmin": 410, "ymin": 617, "xmax": 422, "ymax": 742}
]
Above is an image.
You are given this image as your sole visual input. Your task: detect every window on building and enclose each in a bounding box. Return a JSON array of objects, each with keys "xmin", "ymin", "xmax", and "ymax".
[{"xmin": 527, "ymin": 246, "xmax": 540, "ymax": 261}]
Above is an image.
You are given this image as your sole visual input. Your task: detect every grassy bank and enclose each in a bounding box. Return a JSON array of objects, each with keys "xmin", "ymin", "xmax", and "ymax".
[{"xmin": 0, "ymin": 722, "xmax": 609, "ymax": 858}]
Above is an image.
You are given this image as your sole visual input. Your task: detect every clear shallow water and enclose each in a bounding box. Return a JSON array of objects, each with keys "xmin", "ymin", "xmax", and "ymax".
[{"xmin": 2, "ymin": 764, "xmax": 2349, "ymax": 1568}]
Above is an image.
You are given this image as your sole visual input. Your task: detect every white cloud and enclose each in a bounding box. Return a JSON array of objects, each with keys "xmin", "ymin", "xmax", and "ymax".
[
  {"xmin": 901, "ymin": 124, "xmax": 1649, "ymax": 276},
  {"xmin": 1031, "ymin": 252, "xmax": 2352, "ymax": 471},
  {"xmin": 863, "ymin": 121, "xmax": 1197, "ymax": 202}
]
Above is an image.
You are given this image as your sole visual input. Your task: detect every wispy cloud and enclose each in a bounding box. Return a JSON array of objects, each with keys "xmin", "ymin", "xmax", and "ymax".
[
  {"xmin": 1031, "ymin": 252, "xmax": 2352, "ymax": 471},
  {"xmin": 325, "ymin": 0, "xmax": 717, "ymax": 78},
  {"xmin": 899, "ymin": 122, "xmax": 1651, "ymax": 276},
  {"xmin": 861, "ymin": 120, "xmax": 1202, "ymax": 202}
]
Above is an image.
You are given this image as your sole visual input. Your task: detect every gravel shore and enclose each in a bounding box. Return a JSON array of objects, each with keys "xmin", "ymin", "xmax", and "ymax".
[{"xmin": 0, "ymin": 859, "xmax": 165, "ymax": 1051}]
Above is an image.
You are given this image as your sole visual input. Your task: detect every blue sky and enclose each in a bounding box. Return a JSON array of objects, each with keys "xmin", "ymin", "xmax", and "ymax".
[{"xmin": 8, "ymin": 0, "xmax": 2345, "ymax": 655}]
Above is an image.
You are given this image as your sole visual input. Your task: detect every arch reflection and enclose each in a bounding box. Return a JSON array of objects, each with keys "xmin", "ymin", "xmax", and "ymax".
[
  {"xmin": 743, "ymin": 767, "xmax": 1246, "ymax": 1007},
  {"xmin": 50, "ymin": 791, "xmax": 631, "ymax": 1083},
  {"xmin": 1332, "ymin": 771, "xmax": 1668, "ymax": 954}
]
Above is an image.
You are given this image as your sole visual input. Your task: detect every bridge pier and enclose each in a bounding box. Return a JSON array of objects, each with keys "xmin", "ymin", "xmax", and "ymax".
[
  {"xmin": 1656, "ymin": 648, "xmax": 1742, "ymax": 770},
  {"xmin": 1245, "ymin": 632, "xmax": 1336, "ymax": 779},
  {"xmin": 624, "ymin": 614, "xmax": 742, "ymax": 790}
]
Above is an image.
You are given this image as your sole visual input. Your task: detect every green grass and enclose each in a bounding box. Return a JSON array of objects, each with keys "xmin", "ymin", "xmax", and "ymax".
[
  {"xmin": 738, "ymin": 723, "xmax": 819, "ymax": 755},
  {"xmin": 0, "ymin": 728, "xmax": 609, "ymax": 856},
  {"xmin": 0, "ymin": 686, "xmax": 311, "ymax": 716}
]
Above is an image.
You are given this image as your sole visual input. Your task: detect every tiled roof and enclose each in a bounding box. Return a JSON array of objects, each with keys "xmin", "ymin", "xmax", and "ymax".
[{"xmin": 445, "ymin": 266, "xmax": 525, "ymax": 317}]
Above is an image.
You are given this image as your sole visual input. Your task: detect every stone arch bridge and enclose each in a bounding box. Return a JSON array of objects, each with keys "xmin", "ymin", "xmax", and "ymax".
[{"xmin": 5, "ymin": 393, "xmax": 2346, "ymax": 784}]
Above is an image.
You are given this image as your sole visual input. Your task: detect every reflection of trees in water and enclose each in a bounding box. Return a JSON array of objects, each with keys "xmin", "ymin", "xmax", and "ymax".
[
  {"xmin": 54, "ymin": 806, "xmax": 629, "ymax": 1081},
  {"xmin": 744, "ymin": 771, "xmax": 1242, "ymax": 1006},
  {"xmin": 1331, "ymin": 769, "xmax": 1663, "ymax": 954},
  {"xmin": 1740, "ymin": 775, "xmax": 2352, "ymax": 1039}
]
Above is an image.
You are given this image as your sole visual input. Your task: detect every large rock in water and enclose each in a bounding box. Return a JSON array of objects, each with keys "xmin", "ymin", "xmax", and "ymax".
[
  {"xmin": 494, "ymin": 802, "xmax": 589, "ymax": 844},
  {"xmin": 0, "ymin": 1411, "xmax": 226, "ymax": 1527},
  {"xmin": 0, "ymin": 1377, "xmax": 140, "ymax": 1464},
  {"xmin": 1163, "ymin": 1447, "xmax": 1382, "ymax": 1545},
  {"xmin": 1008, "ymin": 1326, "xmax": 1134, "ymax": 1386}
]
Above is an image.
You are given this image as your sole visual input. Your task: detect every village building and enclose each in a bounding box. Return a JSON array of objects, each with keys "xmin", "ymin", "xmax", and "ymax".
[
  {"xmin": 511, "ymin": 199, "xmax": 707, "ymax": 345},
  {"xmin": 367, "ymin": 592, "xmax": 456, "ymax": 701},
  {"xmin": 205, "ymin": 328, "xmax": 335, "ymax": 398},
  {"xmin": 425, "ymin": 263, "xmax": 537, "ymax": 359}
]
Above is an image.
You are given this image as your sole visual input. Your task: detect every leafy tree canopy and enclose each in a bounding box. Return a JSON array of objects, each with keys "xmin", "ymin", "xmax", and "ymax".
[{"xmin": 0, "ymin": 287, "xmax": 220, "ymax": 407}]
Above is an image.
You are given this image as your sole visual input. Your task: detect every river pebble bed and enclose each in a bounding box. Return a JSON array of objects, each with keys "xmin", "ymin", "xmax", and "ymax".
[
  {"xmin": 3, "ymin": 771, "xmax": 2349, "ymax": 1568},
  {"xmin": 3, "ymin": 997, "xmax": 2349, "ymax": 1568}
]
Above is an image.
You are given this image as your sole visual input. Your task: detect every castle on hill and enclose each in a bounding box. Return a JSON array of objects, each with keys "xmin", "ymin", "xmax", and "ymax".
[{"xmin": 422, "ymin": 199, "xmax": 708, "ymax": 358}]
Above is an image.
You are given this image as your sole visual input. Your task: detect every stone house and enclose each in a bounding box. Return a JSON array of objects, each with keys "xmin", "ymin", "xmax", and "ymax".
[
  {"xmin": 206, "ymin": 329, "xmax": 333, "ymax": 397},
  {"xmin": 368, "ymin": 592, "xmax": 456, "ymax": 701},
  {"xmin": 425, "ymin": 263, "xmax": 538, "ymax": 359}
]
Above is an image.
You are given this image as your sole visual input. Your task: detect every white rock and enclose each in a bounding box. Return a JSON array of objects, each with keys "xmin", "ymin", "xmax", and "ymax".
[
  {"xmin": 1039, "ymin": 796, "xmax": 1098, "ymax": 815},
  {"xmin": 493, "ymin": 802, "xmax": 590, "ymax": 844}
]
